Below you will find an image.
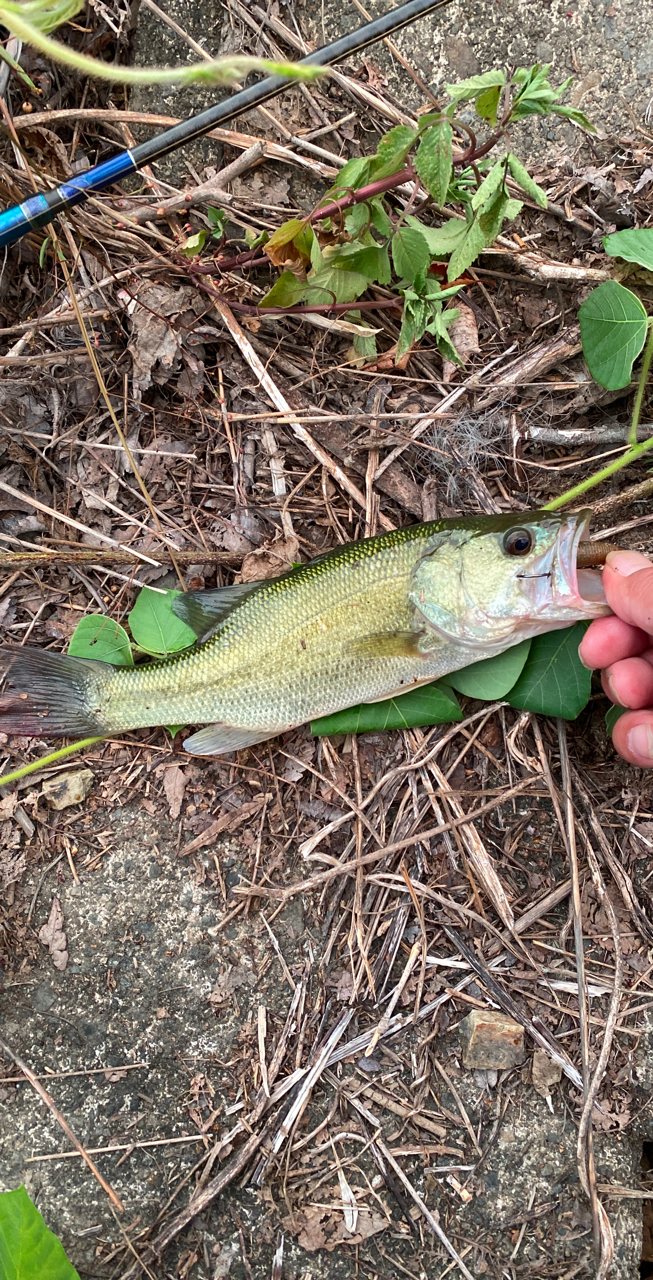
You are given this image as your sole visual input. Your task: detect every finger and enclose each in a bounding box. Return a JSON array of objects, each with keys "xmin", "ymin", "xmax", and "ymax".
[
  {"xmin": 602, "ymin": 656, "xmax": 653, "ymax": 709},
  {"xmin": 603, "ymin": 551, "xmax": 653, "ymax": 633},
  {"xmin": 611, "ymin": 710, "xmax": 653, "ymax": 767},
  {"xmin": 579, "ymin": 615, "xmax": 650, "ymax": 670}
]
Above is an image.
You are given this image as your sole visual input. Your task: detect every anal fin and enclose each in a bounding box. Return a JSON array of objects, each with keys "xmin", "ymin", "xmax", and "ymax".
[{"xmin": 183, "ymin": 722, "xmax": 285, "ymax": 756}]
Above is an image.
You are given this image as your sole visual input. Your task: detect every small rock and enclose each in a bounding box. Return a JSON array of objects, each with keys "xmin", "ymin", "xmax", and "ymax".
[
  {"xmin": 460, "ymin": 1010, "xmax": 525, "ymax": 1070},
  {"xmin": 531, "ymin": 1049, "xmax": 562, "ymax": 1099},
  {"xmin": 41, "ymin": 768, "xmax": 94, "ymax": 810}
]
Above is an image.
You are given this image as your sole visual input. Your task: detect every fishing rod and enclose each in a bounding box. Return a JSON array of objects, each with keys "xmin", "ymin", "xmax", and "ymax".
[{"xmin": 0, "ymin": 0, "xmax": 450, "ymax": 250}]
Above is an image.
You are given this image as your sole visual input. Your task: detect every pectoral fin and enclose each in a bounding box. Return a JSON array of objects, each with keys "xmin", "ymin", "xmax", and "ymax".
[
  {"xmin": 183, "ymin": 722, "xmax": 284, "ymax": 755},
  {"xmin": 172, "ymin": 583, "xmax": 263, "ymax": 643},
  {"xmin": 348, "ymin": 630, "xmax": 442, "ymax": 660}
]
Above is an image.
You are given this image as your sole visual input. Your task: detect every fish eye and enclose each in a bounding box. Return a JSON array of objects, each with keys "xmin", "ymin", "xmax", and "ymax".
[{"xmin": 503, "ymin": 527, "xmax": 533, "ymax": 556}]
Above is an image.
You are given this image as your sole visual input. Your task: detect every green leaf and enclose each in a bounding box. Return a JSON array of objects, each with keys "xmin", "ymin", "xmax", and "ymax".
[
  {"xmin": 506, "ymin": 624, "xmax": 591, "ymax": 719},
  {"xmin": 352, "ymin": 326, "xmax": 377, "ymax": 360},
  {"xmin": 39, "ymin": 235, "xmax": 51, "ymax": 268},
  {"xmin": 603, "ymin": 228, "xmax": 653, "ymax": 273},
  {"xmin": 265, "ymin": 218, "xmax": 307, "ymax": 253},
  {"xmin": 0, "ymin": 1185, "xmax": 80, "ymax": 1280},
  {"xmin": 259, "ymin": 270, "xmax": 307, "ymax": 308},
  {"xmin": 303, "ymin": 264, "xmax": 370, "ymax": 305},
  {"xmin": 179, "ymin": 230, "xmax": 206, "ymax": 257},
  {"xmin": 447, "ymin": 216, "xmax": 486, "ymax": 281},
  {"xmin": 445, "ymin": 69, "xmax": 505, "ymax": 102},
  {"xmin": 392, "ymin": 225, "xmax": 431, "ymax": 282},
  {"xmin": 447, "ymin": 640, "xmax": 531, "ymax": 699},
  {"xmin": 605, "ymin": 704, "xmax": 627, "ymax": 734},
  {"xmin": 507, "ymin": 153, "xmax": 547, "ymax": 207},
  {"xmin": 329, "ymin": 241, "xmax": 391, "ymax": 284},
  {"xmin": 579, "ymin": 280, "xmax": 648, "ymax": 390},
  {"xmin": 552, "ymin": 104, "xmax": 595, "ymax": 131},
  {"xmin": 475, "ymin": 84, "xmax": 502, "ymax": 125},
  {"xmin": 166, "ymin": 724, "xmax": 185, "ymax": 738},
  {"xmin": 68, "ymin": 615, "xmax": 134, "ymax": 666},
  {"xmin": 396, "ymin": 294, "xmax": 427, "ymax": 360},
  {"xmin": 325, "ymin": 156, "xmax": 375, "ymax": 199},
  {"xmin": 415, "ymin": 120, "xmax": 453, "ymax": 206},
  {"xmin": 426, "ymin": 304, "xmax": 461, "ymax": 363},
  {"xmin": 478, "ymin": 190, "xmax": 521, "ymax": 246},
  {"xmin": 128, "ymin": 588, "xmax": 196, "ymax": 656},
  {"xmin": 407, "ymin": 215, "xmax": 466, "ymax": 257},
  {"xmin": 471, "ymin": 157, "xmax": 507, "ymax": 212},
  {"xmin": 374, "ymin": 125, "xmax": 418, "ymax": 177},
  {"xmin": 310, "ymin": 680, "xmax": 462, "ymax": 736}
]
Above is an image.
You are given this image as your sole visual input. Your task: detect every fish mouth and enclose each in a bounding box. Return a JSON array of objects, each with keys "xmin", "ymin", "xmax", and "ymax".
[{"xmin": 552, "ymin": 510, "xmax": 612, "ymax": 614}]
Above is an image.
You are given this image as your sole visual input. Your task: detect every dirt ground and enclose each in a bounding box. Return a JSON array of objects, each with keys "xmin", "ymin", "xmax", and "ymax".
[{"xmin": 1, "ymin": 0, "xmax": 653, "ymax": 1277}]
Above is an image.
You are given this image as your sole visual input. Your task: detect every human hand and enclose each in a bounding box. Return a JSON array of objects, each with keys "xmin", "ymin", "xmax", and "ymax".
[{"xmin": 579, "ymin": 550, "xmax": 653, "ymax": 766}]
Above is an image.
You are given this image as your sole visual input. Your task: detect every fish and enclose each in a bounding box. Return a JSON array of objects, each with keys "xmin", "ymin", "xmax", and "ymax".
[{"xmin": 0, "ymin": 509, "xmax": 612, "ymax": 756}]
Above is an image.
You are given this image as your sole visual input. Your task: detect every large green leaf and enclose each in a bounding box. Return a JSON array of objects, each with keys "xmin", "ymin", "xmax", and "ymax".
[
  {"xmin": 311, "ymin": 681, "xmax": 462, "ymax": 736},
  {"xmin": 603, "ymin": 228, "xmax": 653, "ymax": 273},
  {"xmin": 407, "ymin": 216, "xmax": 466, "ymax": 258},
  {"xmin": 259, "ymin": 270, "xmax": 307, "ymax": 308},
  {"xmin": 128, "ymin": 588, "xmax": 196, "ymax": 656},
  {"xmin": 445, "ymin": 70, "xmax": 505, "ymax": 102},
  {"xmin": 579, "ymin": 280, "xmax": 648, "ymax": 390},
  {"xmin": 374, "ymin": 125, "xmax": 418, "ymax": 177},
  {"xmin": 67, "ymin": 614, "xmax": 133, "ymax": 666},
  {"xmin": 447, "ymin": 216, "xmax": 486, "ymax": 281},
  {"xmin": 0, "ymin": 1185, "xmax": 79, "ymax": 1280},
  {"xmin": 447, "ymin": 640, "xmax": 531, "ymax": 699},
  {"xmin": 507, "ymin": 153, "xmax": 547, "ymax": 207},
  {"xmin": 506, "ymin": 624, "xmax": 591, "ymax": 719},
  {"xmin": 415, "ymin": 120, "xmax": 453, "ymax": 206}
]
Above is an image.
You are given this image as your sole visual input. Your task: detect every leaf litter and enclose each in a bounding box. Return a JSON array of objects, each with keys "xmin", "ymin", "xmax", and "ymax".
[{"xmin": 0, "ymin": 4, "xmax": 652, "ymax": 1279}]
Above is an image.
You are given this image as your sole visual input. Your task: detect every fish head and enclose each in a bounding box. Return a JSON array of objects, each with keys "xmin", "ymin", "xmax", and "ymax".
[{"xmin": 410, "ymin": 509, "xmax": 611, "ymax": 651}]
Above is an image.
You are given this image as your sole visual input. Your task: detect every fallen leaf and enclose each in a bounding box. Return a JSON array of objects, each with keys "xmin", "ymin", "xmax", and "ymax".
[
  {"xmin": 104, "ymin": 1068, "xmax": 128, "ymax": 1082},
  {"xmin": 162, "ymin": 765, "xmax": 187, "ymax": 820},
  {"xmin": 531, "ymin": 1049, "xmax": 562, "ymax": 1099},
  {"xmin": 39, "ymin": 896, "xmax": 68, "ymax": 971},
  {"xmin": 0, "ymin": 792, "xmax": 18, "ymax": 821},
  {"xmin": 442, "ymin": 302, "xmax": 479, "ymax": 380},
  {"xmin": 237, "ymin": 535, "xmax": 301, "ymax": 583},
  {"xmin": 41, "ymin": 769, "xmax": 94, "ymax": 810},
  {"xmin": 181, "ymin": 795, "xmax": 267, "ymax": 856},
  {"xmin": 283, "ymin": 1205, "xmax": 388, "ymax": 1252}
]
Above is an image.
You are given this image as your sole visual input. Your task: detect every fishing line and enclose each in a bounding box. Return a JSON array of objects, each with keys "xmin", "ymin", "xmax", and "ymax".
[{"xmin": 0, "ymin": 0, "xmax": 451, "ymax": 249}]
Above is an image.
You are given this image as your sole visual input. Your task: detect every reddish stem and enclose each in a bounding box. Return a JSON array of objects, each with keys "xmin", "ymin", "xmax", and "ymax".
[{"xmin": 188, "ymin": 271, "xmax": 402, "ymax": 317}]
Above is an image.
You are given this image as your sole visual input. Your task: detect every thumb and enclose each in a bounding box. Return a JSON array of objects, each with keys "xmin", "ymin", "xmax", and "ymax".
[{"xmin": 603, "ymin": 550, "xmax": 653, "ymax": 634}]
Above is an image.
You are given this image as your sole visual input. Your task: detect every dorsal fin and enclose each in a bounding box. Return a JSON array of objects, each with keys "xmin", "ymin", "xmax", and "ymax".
[{"xmin": 171, "ymin": 582, "xmax": 263, "ymax": 643}]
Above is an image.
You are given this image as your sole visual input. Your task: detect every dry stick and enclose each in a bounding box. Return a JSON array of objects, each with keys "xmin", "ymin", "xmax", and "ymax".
[
  {"xmin": 0, "ymin": 1032, "xmax": 124, "ymax": 1211},
  {"xmin": 428, "ymin": 759, "xmax": 514, "ymax": 930},
  {"xmin": 237, "ymin": 777, "xmax": 538, "ymax": 903},
  {"xmin": 342, "ymin": 1089, "xmax": 476, "ymax": 1280},
  {"xmin": 212, "ymin": 299, "xmax": 395, "ymax": 531},
  {"xmin": 0, "ymin": 480, "xmax": 161, "ymax": 567},
  {"xmin": 0, "ymin": 549, "xmax": 242, "ymax": 570},
  {"xmin": 573, "ymin": 771, "xmax": 653, "ymax": 948},
  {"xmin": 127, "ymin": 142, "xmax": 266, "ymax": 222},
  {"xmin": 556, "ymin": 721, "xmax": 601, "ymax": 1259}
]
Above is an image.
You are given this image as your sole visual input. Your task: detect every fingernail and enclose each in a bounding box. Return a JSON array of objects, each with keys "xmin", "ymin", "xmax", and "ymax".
[
  {"xmin": 606, "ymin": 549, "xmax": 652, "ymax": 576},
  {"xmin": 577, "ymin": 644, "xmax": 593, "ymax": 671},
  {"xmin": 626, "ymin": 723, "xmax": 653, "ymax": 762},
  {"xmin": 603, "ymin": 670, "xmax": 620, "ymax": 704}
]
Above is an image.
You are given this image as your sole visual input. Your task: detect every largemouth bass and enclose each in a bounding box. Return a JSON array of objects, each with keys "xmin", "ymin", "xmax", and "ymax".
[{"xmin": 0, "ymin": 510, "xmax": 611, "ymax": 755}]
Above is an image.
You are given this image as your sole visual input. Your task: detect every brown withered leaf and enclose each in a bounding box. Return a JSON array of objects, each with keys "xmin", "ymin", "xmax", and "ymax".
[
  {"xmin": 238, "ymin": 536, "xmax": 300, "ymax": 583},
  {"xmin": 39, "ymin": 896, "xmax": 68, "ymax": 971},
  {"xmin": 442, "ymin": 302, "xmax": 479, "ymax": 381},
  {"xmin": 162, "ymin": 765, "xmax": 187, "ymax": 820},
  {"xmin": 283, "ymin": 1206, "xmax": 388, "ymax": 1252}
]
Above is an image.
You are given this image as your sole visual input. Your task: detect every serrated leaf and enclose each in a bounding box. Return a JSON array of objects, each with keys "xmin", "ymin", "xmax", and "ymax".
[
  {"xmin": 128, "ymin": 588, "xmax": 196, "ymax": 656},
  {"xmin": 447, "ymin": 640, "xmax": 531, "ymax": 699},
  {"xmin": 326, "ymin": 156, "xmax": 374, "ymax": 199},
  {"xmin": 552, "ymin": 104, "xmax": 595, "ymax": 131},
  {"xmin": 475, "ymin": 84, "xmax": 501, "ymax": 124},
  {"xmin": 507, "ymin": 153, "xmax": 547, "ymax": 207},
  {"xmin": 0, "ymin": 1185, "xmax": 80, "ymax": 1280},
  {"xmin": 374, "ymin": 125, "xmax": 418, "ymax": 177},
  {"xmin": 426, "ymin": 304, "xmax": 461, "ymax": 363},
  {"xmin": 605, "ymin": 704, "xmax": 627, "ymax": 734},
  {"xmin": 303, "ymin": 264, "xmax": 370, "ymax": 305},
  {"xmin": 445, "ymin": 69, "xmax": 505, "ymax": 102},
  {"xmin": 392, "ymin": 225, "xmax": 431, "ymax": 282},
  {"xmin": 415, "ymin": 120, "xmax": 453, "ymax": 206},
  {"xmin": 259, "ymin": 270, "xmax": 307, "ymax": 308},
  {"xmin": 471, "ymin": 157, "xmax": 507, "ymax": 212},
  {"xmin": 310, "ymin": 680, "xmax": 462, "ymax": 736},
  {"xmin": 266, "ymin": 218, "xmax": 306, "ymax": 252},
  {"xmin": 579, "ymin": 280, "xmax": 648, "ymax": 390},
  {"xmin": 447, "ymin": 216, "xmax": 486, "ymax": 281},
  {"xmin": 478, "ymin": 190, "xmax": 519, "ymax": 246},
  {"xmin": 507, "ymin": 624, "xmax": 591, "ymax": 719},
  {"xmin": 396, "ymin": 296, "xmax": 426, "ymax": 360},
  {"xmin": 407, "ymin": 215, "xmax": 466, "ymax": 257},
  {"xmin": 603, "ymin": 228, "xmax": 653, "ymax": 273},
  {"xmin": 68, "ymin": 615, "xmax": 133, "ymax": 666},
  {"xmin": 179, "ymin": 230, "xmax": 206, "ymax": 257},
  {"xmin": 330, "ymin": 242, "xmax": 391, "ymax": 284}
]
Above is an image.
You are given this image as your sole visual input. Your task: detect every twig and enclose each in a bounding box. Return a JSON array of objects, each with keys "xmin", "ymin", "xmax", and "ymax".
[
  {"xmin": 0, "ymin": 480, "xmax": 160, "ymax": 567},
  {"xmin": 0, "ymin": 1032, "xmax": 124, "ymax": 1211}
]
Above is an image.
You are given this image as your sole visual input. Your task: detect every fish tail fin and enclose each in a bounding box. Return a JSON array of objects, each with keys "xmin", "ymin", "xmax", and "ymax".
[{"xmin": 0, "ymin": 646, "xmax": 108, "ymax": 738}]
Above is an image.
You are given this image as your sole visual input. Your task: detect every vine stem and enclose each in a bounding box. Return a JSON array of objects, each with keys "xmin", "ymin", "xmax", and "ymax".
[
  {"xmin": 545, "ymin": 319, "xmax": 653, "ymax": 511},
  {"xmin": 0, "ymin": 737, "xmax": 105, "ymax": 788}
]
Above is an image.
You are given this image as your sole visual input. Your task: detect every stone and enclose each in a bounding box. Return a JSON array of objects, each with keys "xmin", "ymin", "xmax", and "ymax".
[
  {"xmin": 41, "ymin": 768, "xmax": 94, "ymax": 810},
  {"xmin": 459, "ymin": 1010, "xmax": 525, "ymax": 1070}
]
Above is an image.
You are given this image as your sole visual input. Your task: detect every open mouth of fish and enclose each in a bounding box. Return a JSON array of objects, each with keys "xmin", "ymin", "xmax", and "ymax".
[{"xmin": 527, "ymin": 508, "xmax": 614, "ymax": 614}]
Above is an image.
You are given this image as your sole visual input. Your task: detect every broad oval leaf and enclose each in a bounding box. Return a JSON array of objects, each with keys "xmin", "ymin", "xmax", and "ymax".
[
  {"xmin": 445, "ymin": 70, "xmax": 505, "ymax": 102},
  {"xmin": 605, "ymin": 704, "xmax": 626, "ymax": 735},
  {"xmin": 579, "ymin": 280, "xmax": 648, "ymax": 390},
  {"xmin": 311, "ymin": 680, "xmax": 462, "ymax": 737},
  {"xmin": 603, "ymin": 228, "xmax": 653, "ymax": 273},
  {"xmin": 259, "ymin": 270, "xmax": 307, "ymax": 308},
  {"xmin": 447, "ymin": 639, "xmax": 531, "ymax": 699},
  {"xmin": 506, "ymin": 623, "xmax": 591, "ymax": 719},
  {"xmin": 128, "ymin": 588, "xmax": 196, "ymax": 656},
  {"xmin": 67, "ymin": 615, "xmax": 133, "ymax": 666},
  {"xmin": 407, "ymin": 215, "xmax": 466, "ymax": 257},
  {"xmin": 0, "ymin": 1185, "xmax": 80, "ymax": 1280}
]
